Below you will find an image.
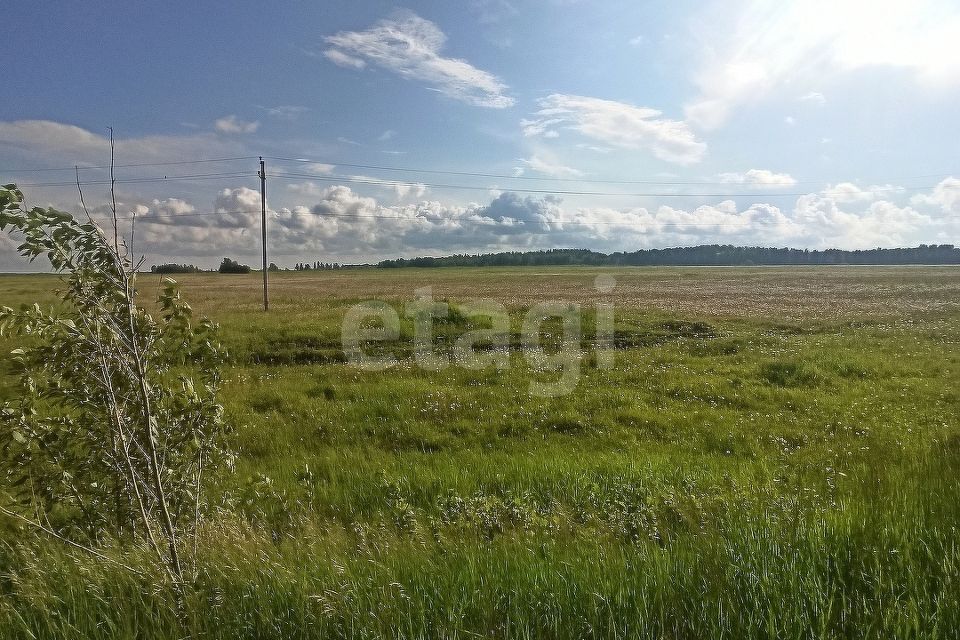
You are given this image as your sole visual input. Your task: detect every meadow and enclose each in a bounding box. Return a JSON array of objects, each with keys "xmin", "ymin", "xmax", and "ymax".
[{"xmin": 1, "ymin": 266, "xmax": 959, "ymax": 639}]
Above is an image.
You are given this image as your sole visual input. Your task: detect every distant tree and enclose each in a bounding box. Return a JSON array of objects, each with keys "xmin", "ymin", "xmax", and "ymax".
[
  {"xmin": 151, "ymin": 263, "xmax": 202, "ymax": 274},
  {"xmin": 218, "ymin": 257, "xmax": 251, "ymax": 274},
  {"xmin": 268, "ymin": 262, "xmax": 280, "ymax": 272}
]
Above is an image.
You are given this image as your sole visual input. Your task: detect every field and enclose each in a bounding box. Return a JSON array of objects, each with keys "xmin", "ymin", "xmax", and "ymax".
[{"xmin": 2, "ymin": 266, "xmax": 960, "ymax": 638}]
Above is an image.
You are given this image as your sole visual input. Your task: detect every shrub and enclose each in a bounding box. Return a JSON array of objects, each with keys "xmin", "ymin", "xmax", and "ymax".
[{"xmin": 0, "ymin": 183, "xmax": 230, "ymax": 584}]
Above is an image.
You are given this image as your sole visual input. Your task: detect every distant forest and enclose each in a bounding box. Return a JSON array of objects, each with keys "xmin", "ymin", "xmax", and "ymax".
[
  {"xmin": 146, "ymin": 245, "xmax": 960, "ymax": 273},
  {"xmin": 378, "ymin": 245, "xmax": 960, "ymax": 268}
]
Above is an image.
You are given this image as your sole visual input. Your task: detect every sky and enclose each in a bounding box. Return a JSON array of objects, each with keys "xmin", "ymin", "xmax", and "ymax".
[{"xmin": 2, "ymin": 0, "xmax": 960, "ymax": 270}]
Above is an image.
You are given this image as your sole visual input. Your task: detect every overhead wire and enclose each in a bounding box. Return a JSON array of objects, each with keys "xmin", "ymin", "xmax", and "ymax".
[
  {"xmin": 263, "ymin": 154, "xmax": 958, "ymax": 187},
  {"xmin": 0, "ymin": 156, "xmax": 258, "ymax": 173},
  {"xmin": 16, "ymin": 171, "xmax": 257, "ymax": 188},
  {"xmin": 2, "ymin": 154, "xmax": 955, "ymax": 233},
  {"xmin": 266, "ymin": 171, "xmax": 953, "ymax": 198}
]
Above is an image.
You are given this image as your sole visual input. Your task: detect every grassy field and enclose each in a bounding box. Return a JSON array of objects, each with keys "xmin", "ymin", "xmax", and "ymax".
[{"xmin": 1, "ymin": 266, "xmax": 959, "ymax": 638}]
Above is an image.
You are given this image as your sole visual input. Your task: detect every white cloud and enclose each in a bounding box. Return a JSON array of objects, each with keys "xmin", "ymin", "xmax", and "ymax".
[
  {"xmin": 323, "ymin": 49, "xmax": 366, "ymax": 69},
  {"xmin": 213, "ymin": 187, "xmax": 263, "ymax": 228},
  {"xmin": 6, "ymin": 181, "xmax": 960, "ymax": 269},
  {"xmin": 393, "ymin": 182, "xmax": 429, "ymax": 200},
  {"xmin": 822, "ymin": 182, "xmax": 904, "ymax": 203},
  {"xmin": 575, "ymin": 143, "xmax": 613, "ymax": 153},
  {"xmin": 686, "ymin": 0, "xmax": 960, "ymax": 129},
  {"xmin": 286, "ymin": 182, "xmax": 329, "ymax": 198},
  {"xmin": 303, "ymin": 163, "xmax": 335, "ymax": 175},
  {"xmin": 0, "ymin": 120, "xmax": 243, "ymax": 166},
  {"xmin": 718, "ymin": 169, "xmax": 797, "ymax": 187},
  {"xmin": 784, "ymin": 116, "xmax": 796, "ymax": 126},
  {"xmin": 628, "ymin": 35, "xmax": 645, "ymax": 46},
  {"xmin": 323, "ymin": 11, "xmax": 515, "ymax": 108},
  {"xmin": 523, "ymin": 94, "xmax": 706, "ymax": 165},
  {"xmin": 910, "ymin": 177, "xmax": 960, "ymax": 213},
  {"xmin": 378, "ymin": 129, "xmax": 396, "ymax": 141},
  {"xmin": 799, "ymin": 91, "xmax": 826, "ymax": 105},
  {"xmin": 793, "ymin": 193, "xmax": 934, "ymax": 248},
  {"xmin": 261, "ymin": 105, "xmax": 309, "ymax": 120},
  {"xmin": 823, "ymin": 182, "xmax": 874, "ymax": 202},
  {"xmin": 134, "ymin": 198, "xmax": 196, "ymax": 226},
  {"xmin": 214, "ymin": 115, "xmax": 259, "ymax": 134},
  {"xmin": 521, "ymin": 155, "xmax": 584, "ymax": 178}
]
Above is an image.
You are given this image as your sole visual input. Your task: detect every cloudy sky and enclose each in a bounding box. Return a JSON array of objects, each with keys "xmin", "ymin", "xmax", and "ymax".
[{"xmin": 2, "ymin": 0, "xmax": 959, "ymax": 269}]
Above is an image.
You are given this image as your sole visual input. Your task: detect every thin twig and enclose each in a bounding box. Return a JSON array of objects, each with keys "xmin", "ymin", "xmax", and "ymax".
[
  {"xmin": 75, "ymin": 166, "xmax": 93, "ymax": 224},
  {"xmin": 109, "ymin": 127, "xmax": 119, "ymax": 256},
  {"xmin": 193, "ymin": 449, "xmax": 202, "ymax": 580},
  {"xmin": 0, "ymin": 505, "xmax": 144, "ymax": 576},
  {"xmin": 130, "ymin": 206, "xmax": 137, "ymax": 260}
]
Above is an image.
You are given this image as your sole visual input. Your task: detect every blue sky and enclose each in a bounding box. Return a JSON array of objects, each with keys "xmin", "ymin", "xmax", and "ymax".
[{"xmin": 2, "ymin": 0, "xmax": 960, "ymax": 268}]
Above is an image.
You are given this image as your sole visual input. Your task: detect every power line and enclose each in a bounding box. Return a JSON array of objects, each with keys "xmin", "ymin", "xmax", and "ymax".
[
  {"xmin": 265, "ymin": 154, "xmax": 958, "ymax": 187},
  {"xmin": 266, "ymin": 171, "xmax": 953, "ymax": 199},
  {"xmin": 6, "ymin": 154, "xmax": 955, "ymax": 194},
  {"xmin": 0, "ymin": 156, "xmax": 258, "ymax": 173},
  {"xmin": 17, "ymin": 171, "xmax": 256, "ymax": 188},
  {"xmin": 3, "ymin": 152, "xmax": 954, "ymax": 189}
]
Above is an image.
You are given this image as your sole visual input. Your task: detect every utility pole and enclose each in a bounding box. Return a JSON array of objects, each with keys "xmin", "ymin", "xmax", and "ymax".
[{"xmin": 259, "ymin": 157, "xmax": 269, "ymax": 311}]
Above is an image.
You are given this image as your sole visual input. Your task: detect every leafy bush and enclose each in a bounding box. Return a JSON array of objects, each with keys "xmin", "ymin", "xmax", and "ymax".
[{"xmin": 0, "ymin": 184, "xmax": 230, "ymax": 584}]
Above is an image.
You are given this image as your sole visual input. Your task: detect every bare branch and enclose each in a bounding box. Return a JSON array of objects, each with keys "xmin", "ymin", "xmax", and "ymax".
[
  {"xmin": 109, "ymin": 126, "xmax": 119, "ymax": 256},
  {"xmin": 75, "ymin": 166, "xmax": 93, "ymax": 224}
]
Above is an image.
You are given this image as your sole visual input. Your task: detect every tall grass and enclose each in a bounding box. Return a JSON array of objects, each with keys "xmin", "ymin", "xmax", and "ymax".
[{"xmin": 3, "ymin": 451, "xmax": 958, "ymax": 638}]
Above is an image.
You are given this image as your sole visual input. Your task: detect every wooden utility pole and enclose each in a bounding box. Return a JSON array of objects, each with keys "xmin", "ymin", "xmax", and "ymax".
[{"xmin": 259, "ymin": 157, "xmax": 269, "ymax": 311}]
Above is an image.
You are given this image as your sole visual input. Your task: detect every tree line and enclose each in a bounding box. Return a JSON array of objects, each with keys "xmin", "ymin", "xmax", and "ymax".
[{"xmin": 377, "ymin": 245, "xmax": 960, "ymax": 268}]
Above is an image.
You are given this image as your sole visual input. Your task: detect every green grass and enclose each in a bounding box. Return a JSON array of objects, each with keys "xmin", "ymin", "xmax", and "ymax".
[{"xmin": 1, "ymin": 267, "xmax": 959, "ymax": 638}]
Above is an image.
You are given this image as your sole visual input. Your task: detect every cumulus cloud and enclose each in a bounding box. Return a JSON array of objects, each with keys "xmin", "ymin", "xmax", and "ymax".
[
  {"xmin": 823, "ymin": 182, "xmax": 875, "ymax": 202},
  {"xmin": 911, "ymin": 177, "xmax": 960, "ymax": 213},
  {"xmin": 686, "ymin": 0, "xmax": 960, "ymax": 129},
  {"xmin": 214, "ymin": 115, "xmax": 259, "ymax": 134},
  {"xmin": 523, "ymin": 94, "xmax": 706, "ymax": 165},
  {"xmin": 131, "ymin": 198, "xmax": 197, "ymax": 226},
  {"xmin": 392, "ymin": 182, "xmax": 429, "ymax": 199},
  {"xmin": 718, "ymin": 169, "xmax": 797, "ymax": 187},
  {"xmin": 213, "ymin": 187, "xmax": 263, "ymax": 228},
  {"xmin": 5, "ymin": 175, "xmax": 959, "ymax": 269},
  {"xmin": 792, "ymin": 193, "xmax": 934, "ymax": 248},
  {"xmin": 822, "ymin": 182, "xmax": 904, "ymax": 203},
  {"xmin": 322, "ymin": 11, "xmax": 515, "ymax": 108},
  {"xmin": 257, "ymin": 181, "xmax": 958, "ymax": 259}
]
